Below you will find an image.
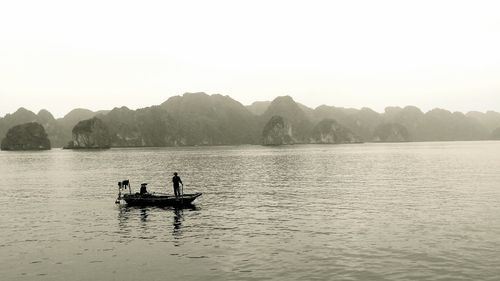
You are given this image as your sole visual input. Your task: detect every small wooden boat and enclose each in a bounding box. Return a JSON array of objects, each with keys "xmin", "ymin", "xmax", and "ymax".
[
  {"xmin": 121, "ymin": 192, "xmax": 202, "ymax": 207},
  {"xmin": 116, "ymin": 180, "xmax": 202, "ymax": 207}
]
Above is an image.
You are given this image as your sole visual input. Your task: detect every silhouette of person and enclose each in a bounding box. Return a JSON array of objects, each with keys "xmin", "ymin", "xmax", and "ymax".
[
  {"xmin": 172, "ymin": 172, "xmax": 183, "ymax": 199},
  {"xmin": 140, "ymin": 183, "xmax": 148, "ymax": 195}
]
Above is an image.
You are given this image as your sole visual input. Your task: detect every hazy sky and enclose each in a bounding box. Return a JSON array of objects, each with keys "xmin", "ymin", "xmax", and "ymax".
[{"xmin": 1, "ymin": 0, "xmax": 499, "ymax": 117}]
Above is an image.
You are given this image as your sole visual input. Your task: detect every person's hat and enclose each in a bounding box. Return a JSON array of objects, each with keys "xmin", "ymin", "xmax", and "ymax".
[{"xmin": 174, "ymin": 172, "xmax": 178, "ymax": 175}]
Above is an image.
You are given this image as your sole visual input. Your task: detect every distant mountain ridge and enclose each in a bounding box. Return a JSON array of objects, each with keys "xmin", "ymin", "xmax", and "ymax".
[{"xmin": 1, "ymin": 93, "xmax": 500, "ymax": 148}]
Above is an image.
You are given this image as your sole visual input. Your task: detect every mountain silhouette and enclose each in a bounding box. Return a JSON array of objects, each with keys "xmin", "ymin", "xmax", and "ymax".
[{"xmin": 1, "ymin": 93, "xmax": 499, "ymax": 147}]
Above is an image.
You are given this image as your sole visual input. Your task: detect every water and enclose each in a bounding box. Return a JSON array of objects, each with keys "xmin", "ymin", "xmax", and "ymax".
[{"xmin": 1, "ymin": 142, "xmax": 500, "ymax": 281}]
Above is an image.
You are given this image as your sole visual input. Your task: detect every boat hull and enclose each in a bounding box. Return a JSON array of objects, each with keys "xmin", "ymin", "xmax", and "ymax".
[{"xmin": 121, "ymin": 192, "xmax": 202, "ymax": 207}]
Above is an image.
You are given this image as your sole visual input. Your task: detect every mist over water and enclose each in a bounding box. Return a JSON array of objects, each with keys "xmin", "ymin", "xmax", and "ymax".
[{"xmin": 1, "ymin": 142, "xmax": 500, "ymax": 280}]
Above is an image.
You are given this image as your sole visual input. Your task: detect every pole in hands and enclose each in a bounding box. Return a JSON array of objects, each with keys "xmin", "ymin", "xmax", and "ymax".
[{"xmin": 181, "ymin": 183, "xmax": 184, "ymax": 204}]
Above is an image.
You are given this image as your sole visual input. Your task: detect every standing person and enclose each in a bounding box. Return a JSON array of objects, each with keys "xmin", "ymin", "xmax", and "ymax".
[{"xmin": 172, "ymin": 172, "xmax": 183, "ymax": 199}]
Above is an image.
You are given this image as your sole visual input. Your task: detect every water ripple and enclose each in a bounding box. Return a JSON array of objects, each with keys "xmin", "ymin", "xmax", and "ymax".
[{"xmin": 1, "ymin": 143, "xmax": 500, "ymax": 280}]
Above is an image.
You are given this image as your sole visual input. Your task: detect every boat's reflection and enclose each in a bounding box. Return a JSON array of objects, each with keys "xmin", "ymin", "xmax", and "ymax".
[
  {"xmin": 140, "ymin": 208, "xmax": 149, "ymax": 222},
  {"xmin": 172, "ymin": 208, "xmax": 183, "ymax": 238},
  {"xmin": 173, "ymin": 208, "xmax": 182, "ymax": 229},
  {"xmin": 117, "ymin": 205, "xmax": 198, "ymax": 238}
]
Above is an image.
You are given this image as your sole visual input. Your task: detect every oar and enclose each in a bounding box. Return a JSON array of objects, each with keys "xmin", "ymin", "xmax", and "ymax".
[{"xmin": 181, "ymin": 183, "xmax": 184, "ymax": 205}]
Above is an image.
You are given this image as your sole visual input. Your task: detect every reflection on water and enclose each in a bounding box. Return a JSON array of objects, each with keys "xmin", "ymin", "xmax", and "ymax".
[
  {"xmin": 116, "ymin": 205, "xmax": 198, "ymax": 241},
  {"xmin": 1, "ymin": 142, "xmax": 500, "ymax": 280},
  {"xmin": 173, "ymin": 208, "xmax": 183, "ymax": 237},
  {"xmin": 140, "ymin": 208, "xmax": 148, "ymax": 222}
]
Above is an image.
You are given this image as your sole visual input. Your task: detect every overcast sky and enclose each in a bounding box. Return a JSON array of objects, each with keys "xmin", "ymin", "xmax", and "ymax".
[{"xmin": 1, "ymin": 0, "xmax": 499, "ymax": 118}]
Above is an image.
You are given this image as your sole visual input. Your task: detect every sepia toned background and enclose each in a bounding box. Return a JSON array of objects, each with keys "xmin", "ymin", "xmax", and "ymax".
[{"xmin": 1, "ymin": 0, "xmax": 500, "ymax": 117}]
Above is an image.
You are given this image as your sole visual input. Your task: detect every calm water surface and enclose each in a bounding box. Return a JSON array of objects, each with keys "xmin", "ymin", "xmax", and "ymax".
[{"xmin": 1, "ymin": 142, "xmax": 500, "ymax": 280}]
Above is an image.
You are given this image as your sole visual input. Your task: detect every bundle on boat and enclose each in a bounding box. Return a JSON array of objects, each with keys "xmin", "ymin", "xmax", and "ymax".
[{"xmin": 115, "ymin": 180, "xmax": 202, "ymax": 207}]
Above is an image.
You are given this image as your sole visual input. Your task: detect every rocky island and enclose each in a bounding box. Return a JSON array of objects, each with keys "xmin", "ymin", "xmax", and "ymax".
[
  {"xmin": 64, "ymin": 117, "xmax": 111, "ymax": 149},
  {"xmin": 0, "ymin": 122, "xmax": 51, "ymax": 151},
  {"xmin": 262, "ymin": 115, "xmax": 295, "ymax": 145}
]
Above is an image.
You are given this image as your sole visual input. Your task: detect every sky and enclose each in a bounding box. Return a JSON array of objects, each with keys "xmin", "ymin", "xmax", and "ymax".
[{"xmin": 1, "ymin": 0, "xmax": 499, "ymax": 118}]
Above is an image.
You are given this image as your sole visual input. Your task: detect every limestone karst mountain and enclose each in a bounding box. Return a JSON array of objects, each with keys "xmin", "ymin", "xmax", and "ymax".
[
  {"xmin": 416, "ymin": 109, "xmax": 488, "ymax": 141},
  {"xmin": 64, "ymin": 117, "xmax": 111, "ymax": 149},
  {"xmin": 260, "ymin": 96, "xmax": 313, "ymax": 142},
  {"xmin": 491, "ymin": 127, "xmax": 500, "ymax": 140},
  {"xmin": 372, "ymin": 123, "xmax": 410, "ymax": 142},
  {"xmin": 1, "ymin": 122, "xmax": 51, "ymax": 151},
  {"xmin": 0, "ymin": 107, "xmax": 98, "ymax": 147},
  {"xmin": 309, "ymin": 119, "xmax": 361, "ymax": 144},
  {"xmin": 1, "ymin": 93, "xmax": 499, "ymax": 148},
  {"xmin": 262, "ymin": 116, "xmax": 295, "ymax": 145},
  {"xmin": 246, "ymin": 101, "xmax": 271, "ymax": 115},
  {"xmin": 161, "ymin": 92, "xmax": 260, "ymax": 145}
]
